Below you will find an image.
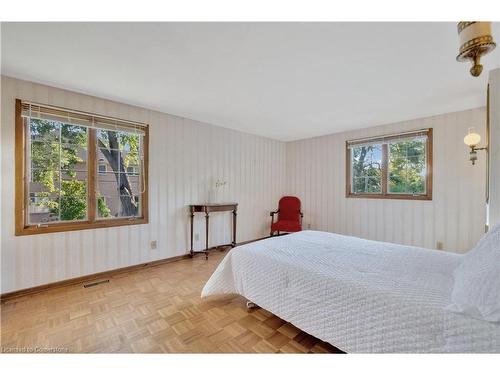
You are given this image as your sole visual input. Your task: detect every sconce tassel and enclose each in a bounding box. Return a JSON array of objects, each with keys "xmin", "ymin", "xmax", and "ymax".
[{"xmin": 470, "ymin": 54, "xmax": 483, "ymax": 77}]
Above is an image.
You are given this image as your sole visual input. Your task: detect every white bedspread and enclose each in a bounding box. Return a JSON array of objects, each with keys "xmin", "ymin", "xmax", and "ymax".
[{"xmin": 201, "ymin": 230, "xmax": 500, "ymax": 353}]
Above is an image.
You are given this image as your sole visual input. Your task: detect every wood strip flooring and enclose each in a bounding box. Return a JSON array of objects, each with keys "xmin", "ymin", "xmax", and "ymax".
[{"xmin": 1, "ymin": 250, "xmax": 343, "ymax": 353}]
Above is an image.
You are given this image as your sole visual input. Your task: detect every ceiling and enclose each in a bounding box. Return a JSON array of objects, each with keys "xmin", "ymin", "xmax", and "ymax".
[{"xmin": 2, "ymin": 22, "xmax": 499, "ymax": 141}]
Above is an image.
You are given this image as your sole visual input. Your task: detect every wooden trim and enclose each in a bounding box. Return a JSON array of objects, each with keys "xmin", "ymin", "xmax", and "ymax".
[
  {"xmin": 345, "ymin": 193, "xmax": 432, "ymax": 201},
  {"xmin": 426, "ymin": 128, "xmax": 433, "ymax": 200},
  {"xmin": 345, "ymin": 128, "xmax": 433, "ymax": 201},
  {"xmin": 381, "ymin": 143, "xmax": 388, "ymax": 194},
  {"xmin": 142, "ymin": 124, "xmax": 149, "ymax": 222},
  {"xmin": 345, "ymin": 141, "xmax": 351, "ymax": 198},
  {"xmin": 15, "ymin": 218, "xmax": 149, "ymax": 236},
  {"xmin": 14, "ymin": 98, "xmax": 150, "ymax": 236},
  {"xmin": 15, "ymin": 99, "xmax": 27, "ymax": 235},
  {"xmin": 346, "ymin": 129, "xmax": 430, "ymax": 147},
  {"xmin": 0, "ymin": 236, "xmax": 268, "ymax": 302},
  {"xmin": 0, "ymin": 254, "xmax": 190, "ymax": 302},
  {"xmin": 87, "ymin": 128, "xmax": 97, "ymax": 222}
]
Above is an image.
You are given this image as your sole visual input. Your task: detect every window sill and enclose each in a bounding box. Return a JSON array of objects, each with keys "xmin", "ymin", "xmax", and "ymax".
[
  {"xmin": 346, "ymin": 193, "xmax": 432, "ymax": 201},
  {"xmin": 15, "ymin": 217, "xmax": 148, "ymax": 236}
]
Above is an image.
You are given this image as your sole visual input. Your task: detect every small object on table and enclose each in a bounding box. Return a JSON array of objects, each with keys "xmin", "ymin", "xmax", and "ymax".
[{"xmin": 189, "ymin": 203, "xmax": 238, "ymax": 259}]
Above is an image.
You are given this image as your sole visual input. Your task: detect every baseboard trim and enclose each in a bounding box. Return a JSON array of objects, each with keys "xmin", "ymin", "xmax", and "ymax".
[
  {"xmin": 0, "ymin": 237, "xmax": 269, "ymax": 303},
  {"xmin": 0, "ymin": 254, "xmax": 191, "ymax": 303}
]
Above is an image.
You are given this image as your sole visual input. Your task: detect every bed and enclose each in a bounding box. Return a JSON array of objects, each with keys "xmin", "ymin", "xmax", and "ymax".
[{"xmin": 201, "ymin": 230, "xmax": 500, "ymax": 353}]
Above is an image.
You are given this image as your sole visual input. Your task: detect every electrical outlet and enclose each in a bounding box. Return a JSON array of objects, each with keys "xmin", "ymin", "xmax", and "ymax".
[
  {"xmin": 436, "ymin": 241, "xmax": 443, "ymax": 250},
  {"xmin": 150, "ymin": 240, "xmax": 157, "ymax": 250},
  {"xmin": 307, "ymin": 223, "xmax": 311, "ymax": 230},
  {"xmin": 195, "ymin": 233, "xmax": 199, "ymax": 241}
]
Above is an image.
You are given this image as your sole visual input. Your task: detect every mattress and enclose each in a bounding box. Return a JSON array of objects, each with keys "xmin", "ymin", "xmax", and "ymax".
[{"xmin": 201, "ymin": 230, "xmax": 500, "ymax": 353}]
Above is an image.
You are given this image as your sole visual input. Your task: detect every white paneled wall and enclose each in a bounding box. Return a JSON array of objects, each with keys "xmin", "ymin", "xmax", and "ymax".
[
  {"xmin": 286, "ymin": 108, "xmax": 487, "ymax": 253},
  {"xmin": 0, "ymin": 77, "xmax": 286, "ymax": 293},
  {"xmin": 488, "ymin": 69, "xmax": 500, "ymax": 227},
  {"xmin": 0, "ymin": 75, "xmax": 488, "ymax": 294}
]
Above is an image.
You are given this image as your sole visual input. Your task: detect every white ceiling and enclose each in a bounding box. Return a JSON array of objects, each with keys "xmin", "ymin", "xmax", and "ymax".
[{"xmin": 2, "ymin": 22, "xmax": 499, "ymax": 141}]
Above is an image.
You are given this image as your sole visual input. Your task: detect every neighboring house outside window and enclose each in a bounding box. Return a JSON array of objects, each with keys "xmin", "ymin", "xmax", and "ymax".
[{"xmin": 15, "ymin": 100, "xmax": 149, "ymax": 235}]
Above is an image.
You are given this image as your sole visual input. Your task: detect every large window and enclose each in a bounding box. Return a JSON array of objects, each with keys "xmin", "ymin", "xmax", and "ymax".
[
  {"xmin": 15, "ymin": 100, "xmax": 149, "ymax": 235},
  {"xmin": 346, "ymin": 129, "xmax": 432, "ymax": 200}
]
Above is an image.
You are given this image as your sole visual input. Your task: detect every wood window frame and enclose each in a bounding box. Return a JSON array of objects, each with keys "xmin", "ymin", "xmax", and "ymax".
[
  {"xmin": 345, "ymin": 128, "xmax": 433, "ymax": 201},
  {"xmin": 15, "ymin": 99, "xmax": 149, "ymax": 236}
]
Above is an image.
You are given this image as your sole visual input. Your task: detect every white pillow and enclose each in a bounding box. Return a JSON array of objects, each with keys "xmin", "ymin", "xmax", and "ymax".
[{"xmin": 448, "ymin": 224, "xmax": 500, "ymax": 321}]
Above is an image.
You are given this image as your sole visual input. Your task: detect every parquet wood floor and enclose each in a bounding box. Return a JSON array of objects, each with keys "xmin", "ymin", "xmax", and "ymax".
[{"xmin": 1, "ymin": 250, "xmax": 342, "ymax": 353}]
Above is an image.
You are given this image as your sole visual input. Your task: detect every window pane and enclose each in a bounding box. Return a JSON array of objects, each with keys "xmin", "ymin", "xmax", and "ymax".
[
  {"xmin": 61, "ymin": 145, "xmax": 87, "ymax": 172},
  {"xmin": 28, "ymin": 170, "xmax": 62, "ymax": 224},
  {"xmin": 97, "ymin": 129, "xmax": 120, "ymax": 149},
  {"xmin": 389, "ymin": 176, "xmax": 406, "ymax": 193},
  {"xmin": 121, "ymin": 194, "xmax": 140, "ymax": 217},
  {"xmin": 96, "ymin": 130, "xmax": 143, "ymax": 219},
  {"xmin": 96, "ymin": 171, "xmax": 138, "ymax": 218},
  {"xmin": 408, "ymin": 175, "xmax": 425, "ymax": 194},
  {"xmin": 97, "ymin": 172, "xmax": 119, "ymax": 195},
  {"xmin": 125, "ymin": 173, "xmax": 141, "ymax": 195},
  {"xmin": 27, "ymin": 118, "xmax": 88, "ymax": 224},
  {"xmin": 122, "ymin": 152, "xmax": 141, "ymax": 198},
  {"xmin": 121, "ymin": 151, "xmax": 140, "ymax": 170},
  {"xmin": 30, "ymin": 119, "xmax": 59, "ymax": 142},
  {"xmin": 28, "ymin": 193, "xmax": 60, "ymax": 224},
  {"xmin": 31, "ymin": 141, "xmax": 60, "ymax": 170},
  {"xmin": 60, "ymin": 178, "xmax": 88, "ymax": 221},
  {"xmin": 351, "ymin": 144, "xmax": 382, "ymax": 193},
  {"xmin": 366, "ymin": 177, "xmax": 382, "ymax": 193},
  {"xmin": 96, "ymin": 171, "xmax": 120, "ymax": 218},
  {"xmin": 61, "ymin": 124, "xmax": 87, "ymax": 145},
  {"xmin": 118, "ymin": 132, "xmax": 140, "ymax": 152},
  {"xmin": 406, "ymin": 140, "xmax": 425, "ymax": 156},
  {"xmin": 389, "ymin": 139, "xmax": 426, "ymax": 194},
  {"xmin": 352, "ymin": 176, "xmax": 382, "ymax": 194},
  {"xmin": 98, "ymin": 148, "xmax": 120, "ymax": 170},
  {"xmin": 96, "ymin": 195, "xmax": 113, "ymax": 218},
  {"xmin": 30, "ymin": 169, "xmax": 60, "ymax": 193}
]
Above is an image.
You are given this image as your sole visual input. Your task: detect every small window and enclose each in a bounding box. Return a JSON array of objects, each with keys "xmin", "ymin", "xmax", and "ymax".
[
  {"xmin": 15, "ymin": 100, "xmax": 149, "ymax": 235},
  {"xmin": 346, "ymin": 129, "xmax": 432, "ymax": 200},
  {"xmin": 126, "ymin": 166, "xmax": 139, "ymax": 175},
  {"xmin": 98, "ymin": 164, "xmax": 107, "ymax": 174}
]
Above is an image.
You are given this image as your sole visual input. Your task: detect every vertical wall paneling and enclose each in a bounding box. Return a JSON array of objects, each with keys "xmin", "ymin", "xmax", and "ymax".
[
  {"xmin": 488, "ymin": 69, "xmax": 500, "ymax": 227},
  {"xmin": 285, "ymin": 108, "xmax": 487, "ymax": 253},
  {"xmin": 1, "ymin": 77, "xmax": 286, "ymax": 293}
]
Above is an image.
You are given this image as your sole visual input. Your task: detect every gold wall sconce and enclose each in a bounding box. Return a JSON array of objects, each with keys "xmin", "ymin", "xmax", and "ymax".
[
  {"xmin": 457, "ymin": 22, "xmax": 496, "ymax": 77},
  {"xmin": 464, "ymin": 127, "xmax": 487, "ymax": 165}
]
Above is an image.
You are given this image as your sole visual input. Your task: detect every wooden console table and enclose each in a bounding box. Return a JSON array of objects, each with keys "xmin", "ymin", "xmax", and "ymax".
[{"xmin": 189, "ymin": 203, "xmax": 238, "ymax": 259}]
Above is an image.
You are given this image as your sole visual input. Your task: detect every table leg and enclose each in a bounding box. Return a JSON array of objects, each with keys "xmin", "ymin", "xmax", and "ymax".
[
  {"xmin": 190, "ymin": 211, "xmax": 194, "ymax": 257},
  {"xmin": 205, "ymin": 212, "xmax": 209, "ymax": 260},
  {"xmin": 232, "ymin": 209, "xmax": 237, "ymax": 247}
]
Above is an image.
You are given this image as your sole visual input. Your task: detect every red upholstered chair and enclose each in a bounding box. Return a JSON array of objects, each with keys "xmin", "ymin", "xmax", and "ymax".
[{"xmin": 270, "ymin": 196, "xmax": 303, "ymax": 236}]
